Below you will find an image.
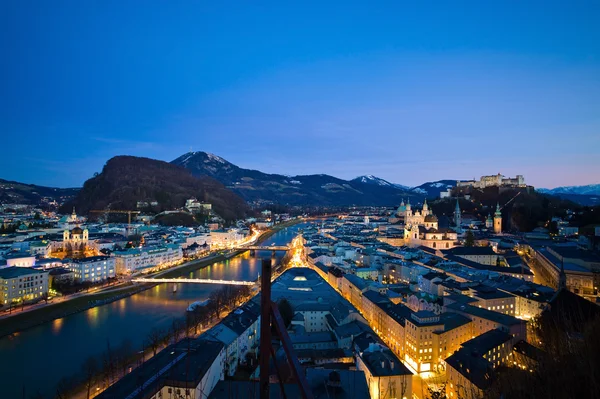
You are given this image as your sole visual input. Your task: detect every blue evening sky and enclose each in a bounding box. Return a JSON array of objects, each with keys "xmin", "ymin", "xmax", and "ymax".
[{"xmin": 1, "ymin": 1, "xmax": 599, "ymax": 188}]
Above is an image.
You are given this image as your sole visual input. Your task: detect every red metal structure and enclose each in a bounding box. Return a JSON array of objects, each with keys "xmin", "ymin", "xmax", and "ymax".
[{"xmin": 259, "ymin": 259, "xmax": 313, "ymax": 399}]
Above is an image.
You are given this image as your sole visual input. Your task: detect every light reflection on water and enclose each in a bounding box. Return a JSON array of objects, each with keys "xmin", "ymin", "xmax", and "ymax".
[
  {"xmin": 0, "ymin": 222, "xmax": 308, "ymax": 399},
  {"xmin": 51, "ymin": 318, "xmax": 63, "ymax": 334}
]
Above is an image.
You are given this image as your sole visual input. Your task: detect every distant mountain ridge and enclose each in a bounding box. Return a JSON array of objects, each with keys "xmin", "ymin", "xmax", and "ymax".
[
  {"xmin": 172, "ymin": 152, "xmax": 420, "ymax": 206},
  {"xmin": 3, "ymin": 154, "xmax": 598, "ymax": 209},
  {"xmin": 351, "ymin": 175, "xmax": 410, "ymax": 190},
  {"xmin": 0, "ymin": 178, "xmax": 79, "ymax": 207},
  {"xmin": 538, "ymin": 184, "xmax": 600, "ymax": 196},
  {"xmin": 409, "ymin": 180, "xmax": 456, "ymax": 198}
]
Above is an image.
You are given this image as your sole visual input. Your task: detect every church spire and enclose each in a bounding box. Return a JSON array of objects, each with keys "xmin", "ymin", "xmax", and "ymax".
[
  {"xmin": 454, "ymin": 198, "xmax": 461, "ymax": 228},
  {"xmin": 558, "ymin": 258, "xmax": 567, "ymax": 291},
  {"xmin": 495, "ymin": 202, "xmax": 502, "ymax": 216}
]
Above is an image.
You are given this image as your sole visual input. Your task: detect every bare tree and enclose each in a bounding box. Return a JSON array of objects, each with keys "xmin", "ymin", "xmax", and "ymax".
[
  {"xmin": 82, "ymin": 356, "xmax": 98, "ymax": 399},
  {"xmin": 146, "ymin": 327, "xmax": 163, "ymax": 356},
  {"xmin": 208, "ymin": 289, "xmax": 224, "ymax": 319}
]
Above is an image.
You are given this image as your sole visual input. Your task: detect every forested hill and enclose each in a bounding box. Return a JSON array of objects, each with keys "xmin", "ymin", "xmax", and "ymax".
[
  {"xmin": 430, "ymin": 186, "xmax": 579, "ymax": 232},
  {"xmin": 59, "ymin": 156, "xmax": 249, "ymax": 222}
]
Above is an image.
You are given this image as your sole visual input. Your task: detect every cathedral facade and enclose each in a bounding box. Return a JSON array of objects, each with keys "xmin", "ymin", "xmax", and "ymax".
[{"xmin": 394, "ymin": 199, "xmax": 459, "ymax": 250}]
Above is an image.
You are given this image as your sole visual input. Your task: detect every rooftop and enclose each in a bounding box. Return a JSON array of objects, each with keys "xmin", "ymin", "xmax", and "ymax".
[
  {"xmin": 460, "ymin": 329, "xmax": 513, "ymax": 353},
  {"xmin": 69, "ymin": 255, "xmax": 112, "ymax": 264},
  {"xmin": 446, "ymin": 302, "xmax": 523, "ymax": 326},
  {"xmin": 360, "ymin": 349, "xmax": 412, "ymax": 377},
  {"xmin": 447, "ymin": 246, "xmax": 496, "ymax": 256},
  {"xmin": 98, "ymin": 338, "xmax": 223, "ymax": 399},
  {"xmin": 445, "ymin": 348, "xmax": 493, "ymax": 390},
  {"xmin": 0, "ymin": 266, "xmax": 47, "ymax": 279}
]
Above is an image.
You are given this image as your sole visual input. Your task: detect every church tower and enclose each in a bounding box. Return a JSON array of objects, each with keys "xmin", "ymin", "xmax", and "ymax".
[
  {"xmin": 558, "ymin": 259, "xmax": 567, "ymax": 291},
  {"xmin": 422, "ymin": 199, "xmax": 429, "ymax": 216},
  {"xmin": 485, "ymin": 214, "xmax": 493, "ymax": 229},
  {"xmin": 494, "ymin": 203, "xmax": 502, "ymax": 234},
  {"xmin": 454, "ymin": 198, "xmax": 461, "ymax": 228}
]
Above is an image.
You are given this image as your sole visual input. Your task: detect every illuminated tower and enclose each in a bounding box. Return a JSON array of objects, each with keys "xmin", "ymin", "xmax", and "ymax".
[
  {"xmin": 494, "ymin": 203, "xmax": 502, "ymax": 234},
  {"xmin": 454, "ymin": 198, "xmax": 461, "ymax": 228},
  {"xmin": 422, "ymin": 199, "xmax": 429, "ymax": 216}
]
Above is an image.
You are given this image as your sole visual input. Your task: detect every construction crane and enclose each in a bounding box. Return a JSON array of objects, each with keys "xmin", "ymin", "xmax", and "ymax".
[{"xmin": 90, "ymin": 210, "xmax": 141, "ymax": 233}]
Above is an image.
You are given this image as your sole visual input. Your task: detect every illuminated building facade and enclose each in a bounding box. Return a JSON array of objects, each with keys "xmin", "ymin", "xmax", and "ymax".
[
  {"xmin": 457, "ymin": 174, "xmax": 525, "ymax": 189},
  {"xmin": 67, "ymin": 256, "xmax": 115, "ymax": 283},
  {"xmin": 0, "ymin": 266, "xmax": 49, "ymax": 305},
  {"xmin": 356, "ymin": 347, "xmax": 413, "ymax": 399}
]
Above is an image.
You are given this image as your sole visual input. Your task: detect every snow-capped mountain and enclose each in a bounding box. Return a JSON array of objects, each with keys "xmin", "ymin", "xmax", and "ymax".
[
  {"xmin": 410, "ymin": 180, "xmax": 456, "ymax": 198},
  {"xmin": 538, "ymin": 184, "xmax": 600, "ymax": 196},
  {"xmin": 172, "ymin": 152, "xmax": 420, "ymax": 206},
  {"xmin": 352, "ymin": 175, "xmax": 410, "ymax": 190}
]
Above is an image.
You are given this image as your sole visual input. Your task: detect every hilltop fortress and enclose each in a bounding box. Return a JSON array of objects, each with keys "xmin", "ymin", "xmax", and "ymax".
[{"xmin": 457, "ymin": 174, "xmax": 525, "ymax": 189}]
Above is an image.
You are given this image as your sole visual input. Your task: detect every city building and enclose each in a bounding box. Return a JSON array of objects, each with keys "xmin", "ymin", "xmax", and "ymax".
[
  {"xmin": 393, "ymin": 200, "xmax": 459, "ymax": 250},
  {"xmin": 67, "ymin": 255, "xmax": 116, "ymax": 283},
  {"xmin": 98, "ymin": 338, "xmax": 225, "ymax": 399},
  {"xmin": 445, "ymin": 246, "xmax": 499, "ymax": 266},
  {"xmin": 205, "ymin": 302, "xmax": 261, "ymax": 377},
  {"xmin": 48, "ymin": 267, "xmax": 75, "ymax": 287},
  {"xmin": 356, "ymin": 346, "xmax": 413, "ymax": 399},
  {"xmin": 113, "ymin": 244, "xmax": 183, "ymax": 274},
  {"xmin": 5, "ymin": 252, "xmax": 36, "ymax": 267},
  {"xmin": 185, "ymin": 198, "xmax": 212, "ymax": 213},
  {"xmin": 445, "ymin": 329, "xmax": 514, "ymax": 399},
  {"xmin": 0, "ymin": 266, "xmax": 49, "ymax": 304},
  {"xmin": 532, "ymin": 245, "xmax": 599, "ymax": 297}
]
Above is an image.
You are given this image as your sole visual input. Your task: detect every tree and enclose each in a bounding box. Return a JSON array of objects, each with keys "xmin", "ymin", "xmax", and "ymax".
[
  {"xmin": 464, "ymin": 230, "xmax": 475, "ymax": 247},
  {"xmin": 208, "ymin": 289, "xmax": 225, "ymax": 319},
  {"xmin": 146, "ymin": 327, "xmax": 163, "ymax": 356},
  {"xmin": 277, "ymin": 298, "xmax": 294, "ymax": 328},
  {"xmin": 82, "ymin": 356, "xmax": 99, "ymax": 399}
]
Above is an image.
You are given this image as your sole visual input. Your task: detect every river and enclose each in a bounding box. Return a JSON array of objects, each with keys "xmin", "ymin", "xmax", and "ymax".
[{"xmin": 0, "ymin": 222, "xmax": 308, "ymax": 399}]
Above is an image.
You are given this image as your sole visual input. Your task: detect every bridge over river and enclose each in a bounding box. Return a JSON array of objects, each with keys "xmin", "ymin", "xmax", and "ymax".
[
  {"xmin": 235, "ymin": 245, "xmax": 289, "ymax": 251},
  {"xmin": 132, "ymin": 278, "xmax": 255, "ymax": 286}
]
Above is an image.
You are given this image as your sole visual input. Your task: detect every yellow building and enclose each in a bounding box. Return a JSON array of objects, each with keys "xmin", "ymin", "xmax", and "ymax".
[
  {"xmin": 0, "ymin": 267, "xmax": 49, "ymax": 305},
  {"xmin": 403, "ymin": 311, "xmax": 472, "ymax": 373}
]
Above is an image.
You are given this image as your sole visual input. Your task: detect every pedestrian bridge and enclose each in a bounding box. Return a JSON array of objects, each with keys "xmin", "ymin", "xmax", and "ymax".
[
  {"xmin": 132, "ymin": 278, "xmax": 255, "ymax": 286},
  {"xmin": 236, "ymin": 245, "xmax": 289, "ymax": 251}
]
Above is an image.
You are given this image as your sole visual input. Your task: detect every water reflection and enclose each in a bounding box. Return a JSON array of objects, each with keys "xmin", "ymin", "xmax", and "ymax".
[
  {"xmin": 87, "ymin": 306, "xmax": 99, "ymax": 327},
  {"xmin": 52, "ymin": 318, "xmax": 63, "ymax": 334}
]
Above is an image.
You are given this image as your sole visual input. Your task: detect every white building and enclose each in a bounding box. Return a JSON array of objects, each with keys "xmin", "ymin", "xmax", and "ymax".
[
  {"xmin": 113, "ymin": 244, "xmax": 183, "ymax": 274},
  {"xmin": 5, "ymin": 253, "xmax": 36, "ymax": 267},
  {"xmin": 29, "ymin": 241, "xmax": 51, "ymax": 257},
  {"xmin": 185, "ymin": 198, "xmax": 212, "ymax": 213},
  {"xmin": 186, "ymin": 233, "xmax": 212, "ymax": 247},
  {"xmin": 0, "ymin": 267, "xmax": 49, "ymax": 305},
  {"xmin": 209, "ymin": 229, "xmax": 246, "ymax": 249},
  {"xmin": 205, "ymin": 302, "xmax": 260, "ymax": 377},
  {"xmin": 67, "ymin": 256, "xmax": 116, "ymax": 283}
]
